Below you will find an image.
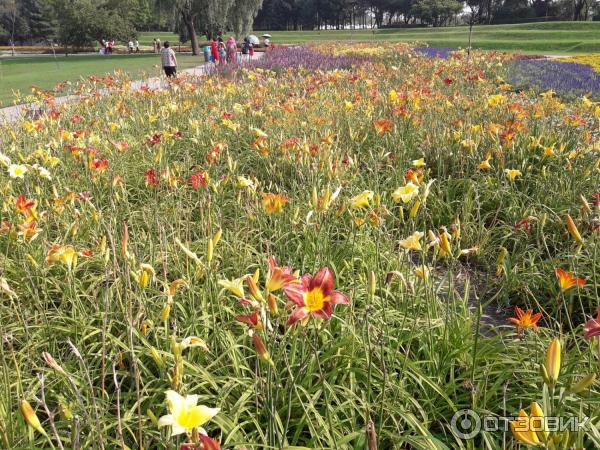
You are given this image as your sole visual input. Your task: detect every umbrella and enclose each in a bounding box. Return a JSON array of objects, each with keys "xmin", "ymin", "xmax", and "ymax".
[
  {"xmin": 261, "ymin": 34, "xmax": 272, "ymax": 38},
  {"xmin": 246, "ymin": 35, "xmax": 260, "ymax": 45}
]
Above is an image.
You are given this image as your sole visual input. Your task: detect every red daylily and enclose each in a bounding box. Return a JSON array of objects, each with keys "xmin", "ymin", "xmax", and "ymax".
[
  {"xmin": 235, "ymin": 312, "xmax": 262, "ymax": 329},
  {"xmin": 515, "ymin": 218, "xmax": 531, "ymax": 231},
  {"xmin": 584, "ymin": 307, "xmax": 600, "ymax": 340},
  {"xmin": 145, "ymin": 169, "xmax": 159, "ymax": 187},
  {"xmin": 373, "ymin": 119, "xmax": 393, "ymax": 136},
  {"xmin": 190, "ymin": 171, "xmax": 209, "ymax": 189},
  {"xmin": 443, "ymin": 78, "xmax": 453, "ymax": 85},
  {"xmin": 15, "ymin": 195, "xmax": 36, "ymax": 217},
  {"xmin": 284, "ymin": 267, "xmax": 349, "ymax": 327}
]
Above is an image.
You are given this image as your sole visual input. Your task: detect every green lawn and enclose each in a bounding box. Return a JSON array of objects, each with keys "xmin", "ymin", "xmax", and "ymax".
[
  {"xmin": 141, "ymin": 21, "xmax": 600, "ymax": 54},
  {"xmin": 0, "ymin": 53, "xmax": 203, "ymax": 107}
]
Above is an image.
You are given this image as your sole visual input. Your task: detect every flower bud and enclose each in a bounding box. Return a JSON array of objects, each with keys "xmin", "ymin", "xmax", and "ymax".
[
  {"xmin": 19, "ymin": 400, "xmax": 47, "ymax": 436},
  {"xmin": 252, "ymin": 333, "xmax": 274, "ymax": 367},
  {"xmin": 569, "ymin": 373, "xmax": 596, "ymax": 394},
  {"xmin": 565, "ymin": 214, "xmax": 584, "ymax": 244},
  {"xmin": 545, "ymin": 338, "xmax": 561, "ymax": 386},
  {"xmin": 150, "ymin": 346, "xmax": 165, "ymax": 368},
  {"xmin": 267, "ymin": 293, "xmax": 279, "ymax": 316},
  {"xmin": 246, "ymin": 275, "xmax": 264, "ymax": 302},
  {"xmin": 367, "ymin": 271, "xmax": 376, "ymax": 297}
]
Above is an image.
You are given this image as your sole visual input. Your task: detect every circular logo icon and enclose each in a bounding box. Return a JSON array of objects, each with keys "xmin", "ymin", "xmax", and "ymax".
[{"xmin": 451, "ymin": 409, "xmax": 481, "ymax": 440}]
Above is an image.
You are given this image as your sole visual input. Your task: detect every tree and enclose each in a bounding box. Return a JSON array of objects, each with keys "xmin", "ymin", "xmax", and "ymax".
[
  {"xmin": 411, "ymin": 0, "xmax": 462, "ymax": 26},
  {"xmin": 51, "ymin": 0, "xmax": 136, "ymax": 50},
  {"xmin": 21, "ymin": 0, "xmax": 57, "ymax": 43}
]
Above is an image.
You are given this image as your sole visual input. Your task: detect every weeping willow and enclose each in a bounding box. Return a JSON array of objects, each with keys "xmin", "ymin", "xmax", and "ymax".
[{"xmin": 173, "ymin": 0, "xmax": 263, "ymax": 54}]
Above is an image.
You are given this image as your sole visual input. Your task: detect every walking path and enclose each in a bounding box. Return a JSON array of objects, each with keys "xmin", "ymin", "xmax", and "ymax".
[{"xmin": 0, "ymin": 53, "xmax": 262, "ymax": 123}]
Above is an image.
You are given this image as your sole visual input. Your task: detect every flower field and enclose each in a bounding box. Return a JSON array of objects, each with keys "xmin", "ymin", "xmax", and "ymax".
[{"xmin": 1, "ymin": 44, "xmax": 599, "ymax": 450}]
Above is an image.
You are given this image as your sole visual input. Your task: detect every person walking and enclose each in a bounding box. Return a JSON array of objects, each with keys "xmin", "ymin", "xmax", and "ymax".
[
  {"xmin": 217, "ymin": 37, "xmax": 226, "ymax": 64},
  {"xmin": 226, "ymin": 36, "xmax": 237, "ymax": 63},
  {"xmin": 210, "ymin": 37, "xmax": 219, "ymax": 63},
  {"xmin": 134, "ymin": 39, "xmax": 139, "ymax": 53},
  {"xmin": 160, "ymin": 41, "xmax": 177, "ymax": 78},
  {"xmin": 155, "ymin": 38, "xmax": 161, "ymax": 54},
  {"xmin": 128, "ymin": 40, "xmax": 134, "ymax": 54}
]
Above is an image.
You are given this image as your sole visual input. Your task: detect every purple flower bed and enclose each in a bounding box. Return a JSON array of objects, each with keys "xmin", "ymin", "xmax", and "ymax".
[
  {"xmin": 211, "ymin": 46, "xmax": 363, "ymax": 74},
  {"xmin": 509, "ymin": 59, "xmax": 600, "ymax": 98},
  {"xmin": 414, "ymin": 48, "xmax": 457, "ymax": 59}
]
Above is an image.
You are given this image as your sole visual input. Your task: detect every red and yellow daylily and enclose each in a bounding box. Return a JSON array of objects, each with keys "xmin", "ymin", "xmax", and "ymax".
[
  {"xmin": 373, "ymin": 119, "xmax": 393, "ymax": 136},
  {"xmin": 508, "ymin": 306, "xmax": 542, "ymax": 332},
  {"xmin": 554, "ymin": 268, "xmax": 586, "ymax": 292},
  {"xmin": 46, "ymin": 244, "xmax": 78, "ymax": 271},
  {"xmin": 284, "ymin": 267, "xmax": 349, "ymax": 327}
]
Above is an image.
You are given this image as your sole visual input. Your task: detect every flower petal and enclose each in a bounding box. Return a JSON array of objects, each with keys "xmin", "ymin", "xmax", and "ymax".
[
  {"xmin": 286, "ymin": 307, "xmax": 309, "ymax": 327},
  {"xmin": 284, "ymin": 283, "xmax": 307, "ymax": 306},
  {"xmin": 311, "ymin": 267, "xmax": 334, "ymax": 293},
  {"xmin": 157, "ymin": 414, "xmax": 174, "ymax": 428},
  {"xmin": 330, "ymin": 291, "xmax": 349, "ymax": 305}
]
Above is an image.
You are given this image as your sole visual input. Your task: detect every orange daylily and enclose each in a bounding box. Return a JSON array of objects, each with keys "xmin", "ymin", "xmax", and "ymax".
[
  {"xmin": 508, "ymin": 306, "xmax": 542, "ymax": 332},
  {"xmin": 373, "ymin": 119, "xmax": 393, "ymax": 136},
  {"xmin": 554, "ymin": 268, "xmax": 586, "ymax": 291},
  {"xmin": 261, "ymin": 193, "xmax": 288, "ymax": 215},
  {"xmin": 266, "ymin": 256, "xmax": 296, "ymax": 293}
]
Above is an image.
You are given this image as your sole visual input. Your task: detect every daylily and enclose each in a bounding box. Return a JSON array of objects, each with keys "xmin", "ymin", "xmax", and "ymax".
[
  {"xmin": 235, "ymin": 312, "xmax": 262, "ymax": 329},
  {"xmin": 19, "ymin": 400, "xmax": 47, "ymax": 436},
  {"xmin": 554, "ymin": 268, "xmax": 586, "ymax": 292},
  {"xmin": 391, "ymin": 183, "xmax": 419, "ymax": 204},
  {"xmin": 510, "ymin": 406, "xmax": 541, "ymax": 446},
  {"xmin": 284, "ymin": 267, "xmax": 349, "ymax": 327},
  {"xmin": 157, "ymin": 390, "xmax": 219, "ymax": 436},
  {"xmin": 412, "ymin": 158, "xmax": 426, "ymax": 168},
  {"xmin": 349, "ymin": 190, "xmax": 373, "ymax": 209},
  {"xmin": 261, "ymin": 193, "xmax": 288, "ymax": 215},
  {"xmin": 565, "ymin": 214, "xmax": 584, "ymax": 244},
  {"xmin": 373, "ymin": 118, "xmax": 393, "ymax": 135},
  {"xmin": 15, "ymin": 195, "xmax": 36, "ymax": 218},
  {"xmin": 138, "ymin": 264, "xmax": 156, "ymax": 289},
  {"xmin": 508, "ymin": 306, "xmax": 542, "ymax": 332},
  {"xmin": 8, "ymin": 164, "xmax": 28, "ymax": 179},
  {"xmin": 218, "ymin": 276, "xmax": 245, "ymax": 298},
  {"xmin": 399, "ymin": 231, "xmax": 424, "ymax": 251},
  {"xmin": 46, "ymin": 244, "xmax": 78, "ymax": 271},
  {"xmin": 479, "ymin": 157, "xmax": 491, "ymax": 170},
  {"xmin": 266, "ymin": 256, "xmax": 296, "ymax": 293},
  {"xmin": 505, "ymin": 169, "xmax": 522, "ymax": 181},
  {"xmin": 584, "ymin": 307, "xmax": 600, "ymax": 340}
]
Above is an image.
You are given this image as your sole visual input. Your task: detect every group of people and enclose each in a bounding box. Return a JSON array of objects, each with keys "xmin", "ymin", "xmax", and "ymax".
[
  {"xmin": 159, "ymin": 34, "xmax": 272, "ymax": 79},
  {"xmin": 128, "ymin": 39, "xmax": 140, "ymax": 53},
  {"xmin": 99, "ymin": 39, "xmax": 114, "ymax": 54},
  {"xmin": 205, "ymin": 36, "xmax": 239, "ymax": 64}
]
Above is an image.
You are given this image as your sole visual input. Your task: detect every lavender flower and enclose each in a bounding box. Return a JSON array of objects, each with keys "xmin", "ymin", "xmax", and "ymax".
[
  {"xmin": 509, "ymin": 59, "xmax": 600, "ymax": 98},
  {"xmin": 210, "ymin": 46, "xmax": 364, "ymax": 75},
  {"xmin": 414, "ymin": 48, "xmax": 457, "ymax": 59}
]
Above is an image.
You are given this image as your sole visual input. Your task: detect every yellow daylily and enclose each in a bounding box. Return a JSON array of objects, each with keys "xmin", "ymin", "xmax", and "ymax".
[
  {"xmin": 412, "ymin": 158, "xmax": 426, "ymax": 168},
  {"xmin": 399, "ymin": 231, "xmax": 424, "ymax": 251},
  {"xmin": 349, "ymin": 190, "xmax": 374, "ymax": 209},
  {"xmin": 510, "ymin": 409, "xmax": 540, "ymax": 446},
  {"xmin": 391, "ymin": 183, "xmax": 419, "ymax": 204},
  {"xmin": 46, "ymin": 245, "xmax": 78, "ymax": 271},
  {"xmin": 218, "ymin": 276, "xmax": 245, "ymax": 298},
  {"xmin": 138, "ymin": 264, "xmax": 156, "ymax": 289},
  {"xmin": 505, "ymin": 169, "xmax": 522, "ymax": 181},
  {"xmin": 157, "ymin": 390, "xmax": 219, "ymax": 436}
]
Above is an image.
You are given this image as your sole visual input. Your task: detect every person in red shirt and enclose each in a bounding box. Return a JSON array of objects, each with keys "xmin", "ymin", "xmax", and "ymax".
[{"xmin": 210, "ymin": 37, "xmax": 219, "ymax": 63}]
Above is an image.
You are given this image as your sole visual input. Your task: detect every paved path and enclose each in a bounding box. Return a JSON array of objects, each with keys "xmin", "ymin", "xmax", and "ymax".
[{"xmin": 0, "ymin": 54, "xmax": 261, "ymax": 123}]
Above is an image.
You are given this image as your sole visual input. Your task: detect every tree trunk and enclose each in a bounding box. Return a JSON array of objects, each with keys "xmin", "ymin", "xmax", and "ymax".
[{"xmin": 183, "ymin": 12, "xmax": 199, "ymax": 55}]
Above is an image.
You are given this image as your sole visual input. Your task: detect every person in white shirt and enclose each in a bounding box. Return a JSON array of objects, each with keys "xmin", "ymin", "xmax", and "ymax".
[
  {"xmin": 160, "ymin": 41, "xmax": 177, "ymax": 78},
  {"xmin": 128, "ymin": 40, "xmax": 134, "ymax": 53},
  {"xmin": 134, "ymin": 40, "xmax": 139, "ymax": 53}
]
